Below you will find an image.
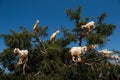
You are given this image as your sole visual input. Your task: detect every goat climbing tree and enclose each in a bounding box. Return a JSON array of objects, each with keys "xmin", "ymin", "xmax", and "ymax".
[
  {"xmin": 65, "ymin": 6, "xmax": 116, "ymax": 46},
  {"xmin": 0, "ymin": 6, "xmax": 120, "ymax": 80}
]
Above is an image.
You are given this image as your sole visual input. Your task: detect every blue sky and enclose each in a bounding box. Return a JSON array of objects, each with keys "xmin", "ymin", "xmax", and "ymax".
[{"xmin": 0, "ymin": 0, "xmax": 120, "ymax": 52}]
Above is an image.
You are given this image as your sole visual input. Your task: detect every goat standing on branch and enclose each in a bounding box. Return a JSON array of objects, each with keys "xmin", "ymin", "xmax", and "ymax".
[
  {"xmin": 111, "ymin": 55, "xmax": 119, "ymax": 60},
  {"xmin": 111, "ymin": 55, "xmax": 119, "ymax": 65},
  {"xmin": 13, "ymin": 48, "xmax": 30, "ymax": 74},
  {"xmin": 98, "ymin": 49, "xmax": 113, "ymax": 57},
  {"xmin": 81, "ymin": 21, "xmax": 95, "ymax": 32},
  {"xmin": 50, "ymin": 30, "xmax": 60, "ymax": 44},
  {"xmin": 32, "ymin": 20, "xmax": 47, "ymax": 54},
  {"xmin": 33, "ymin": 20, "xmax": 39, "ymax": 33},
  {"xmin": 14, "ymin": 48, "xmax": 28, "ymax": 66},
  {"xmin": 69, "ymin": 46, "xmax": 88, "ymax": 63}
]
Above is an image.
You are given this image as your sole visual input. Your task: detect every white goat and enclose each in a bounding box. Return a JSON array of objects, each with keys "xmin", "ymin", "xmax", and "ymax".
[
  {"xmin": 69, "ymin": 46, "xmax": 88, "ymax": 62},
  {"xmin": 111, "ymin": 55, "xmax": 119, "ymax": 60},
  {"xmin": 98, "ymin": 49, "xmax": 113, "ymax": 57},
  {"xmin": 50, "ymin": 30, "xmax": 60, "ymax": 43},
  {"xmin": 14, "ymin": 48, "xmax": 28, "ymax": 66},
  {"xmin": 81, "ymin": 21, "xmax": 95, "ymax": 32},
  {"xmin": 33, "ymin": 20, "xmax": 39, "ymax": 32}
]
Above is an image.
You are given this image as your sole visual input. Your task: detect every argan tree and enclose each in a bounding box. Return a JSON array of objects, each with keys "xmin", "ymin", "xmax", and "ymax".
[{"xmin": 0, "ymin": 6, "xmax": 120, "ymax": 80}]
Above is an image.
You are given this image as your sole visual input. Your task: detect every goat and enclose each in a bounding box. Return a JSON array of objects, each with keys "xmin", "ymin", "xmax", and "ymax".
[
  {"xmin": 81, "ymin": 21, "xmax": 95, "ymax": 32},
  {"xmin": 98, "ymin": 49, "xmax": 113, "ymax": 57},
  {"xmin": 50, "ymin": 30, "xmax": 60, "ymax": 43},
  {"xmin": 69, "ymin": 46, "xmax": 88, "ymax": 63},
  {"xmin": 14, "ymin": 48, "xmax": 28, "ymax": 66},
  {"xmin": 111, "ymin": 55, "xmax": 119, "ymax": 60},
  {"xmin": 33, "ymin": 20, "xmax": 39, "ymax": 32}
]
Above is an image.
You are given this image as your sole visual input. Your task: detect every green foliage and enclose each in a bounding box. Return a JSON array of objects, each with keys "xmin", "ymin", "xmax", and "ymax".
[
  {"xmin": 0, "ymin": 68, "xmax": 4, "ymax": 75},
  {"xmin": 0, "ymin": 27, "xmax": 32, "ymax": 49},
  {"xmin": 86, "ymin": 32, "xmax": 105, "ymax": 45},
  {"xmin": 97, "ymin": 12, "xmax": 107, "ymax": 24},
  {"xmin": 96, "ymin": 23, "xmax": 116, "ymax": 37},
  {"xmin": 33, "ymin": 26, "xmax": 48, "ymax": 40},
  {"xmin": 66, "ymin": 6, "xmax": 82, "ymax": 23},
  {"xmin": 0, "ymin": 48, "xmax": 16, "ymax": 72},
  {"xmin": 57, "ymin": 27, "xmax": 75, "ymax": 47}
]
